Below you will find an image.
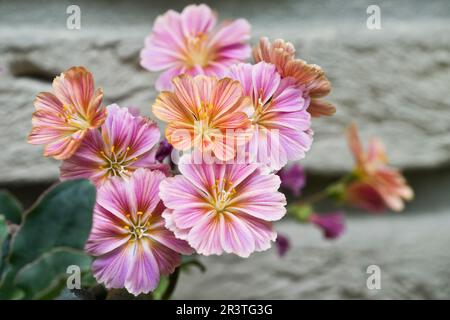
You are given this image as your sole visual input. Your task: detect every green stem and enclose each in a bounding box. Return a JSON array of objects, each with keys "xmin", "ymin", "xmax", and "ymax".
[
  {"xmin": 162, "ymin": 266, "xmax": 180, "ymax": 300},
  {"xmin": 293, "ymin": 173, "xmax": 356, "ymax": 206}
]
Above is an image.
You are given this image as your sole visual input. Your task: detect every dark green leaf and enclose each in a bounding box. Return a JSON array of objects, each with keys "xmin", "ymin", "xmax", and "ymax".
[
  {"xmin": 14, "ymin": 248, "xmax": 92, "ymax": 299},
  {"xmin": 8, "ymin": 179, "xmax": 95, "ymax": 269},
  {"xmin": 0, "ymin": 179, "xmax": 96, "ymax": 299},
  {"xmin": 0, "ymin": 190, "xmax": 23, "ymax": 224}
]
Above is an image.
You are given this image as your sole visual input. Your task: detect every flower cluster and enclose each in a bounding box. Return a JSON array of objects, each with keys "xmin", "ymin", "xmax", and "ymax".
[{"xmin": 28, "ymin": 3, "xmax": 413, "ymax": 297}]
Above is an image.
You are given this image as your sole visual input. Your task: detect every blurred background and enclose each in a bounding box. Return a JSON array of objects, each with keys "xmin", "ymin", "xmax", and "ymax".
[{"xmin": 0, "ymin": 0, "xmax": 449, "ymax": 299}]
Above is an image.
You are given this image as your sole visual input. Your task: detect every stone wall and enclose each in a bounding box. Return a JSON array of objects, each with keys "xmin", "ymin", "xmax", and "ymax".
[{"xmin": 0, "ymin": 0, "xmax": 449, "ymax": 299}]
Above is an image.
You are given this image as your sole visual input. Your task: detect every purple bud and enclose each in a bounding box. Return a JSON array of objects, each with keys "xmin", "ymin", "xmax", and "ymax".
[
  {"xmin": 156, "ymin": 139, "xmax": 173, "ymax": 163},
  {"xmin": 309, "ymin": 212, "xmax": 345, "ymax": 240},
  {"xmin": 275, "ymin": 233, "xmax": 290, "ymax": 257},
  {"xmin": 277, "ymin": 164, "xmax": 306, "ymax": 197}
]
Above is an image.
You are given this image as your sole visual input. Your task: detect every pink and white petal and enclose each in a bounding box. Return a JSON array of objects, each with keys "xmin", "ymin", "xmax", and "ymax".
[
  {"xmin": 97, "ymin": 177, "xmax": 136, "ymax": 223},
  {"xmin": 271, "ymin": 79, "xmax": 305, "ymax": 112},
  {"xmin": 125, "ymin": 241, "xmax": 161, "ymax": 295},
  {"xmin": 140, "ymin": 44, "xmax": 182, "ymax": 72},
  {"xmin": 159, "ymin": 175, "xmax": 207, "ymax": 208},
  {"xmin": 216, "ymin": 44, "xmax": 251, "ymax": 61},
  {"xmin": 148, "ymin": 218, "xmax": 193, "ymax": 255},
  {"xmin": 209, "ymin": 19, "xmax": 251, "ymax": 49},
  {"xmin": 220, "ymin": 212, "xmax": 255, "ymax": 257},
  {"xmin": 187, "ymin": 213, "xmax": 224, "ymax": 256},
  {"xmin": 239, "ymin": 213, "xmax": 277, "ymax": 252},
  {"xmin": 162, "ymin": 209, "xmax": 190, "ymax": 240},
  {"xmin": 150, "ymin": 10, "xmax": 185, "ymax": 52},
  {"xmin": 252, "ymin": 62, "xmax": 280, "ymax": 105},
  {"xmin": 127, "ymin": 117, "xmax": 160, "ymax": 161},
  {"xmin": 150, "ymin": 241, "xmax": 183, "ymax": 275},
  {"xmin": 130, "ymin": 168, "xmax": 165, "ymax": 216},
  {"xmin": 178, "ymin": 155, "xmax": 217, "ymax": 194},
  {"xmin": 181, "ymin": 4, "xmax": 216, "ymax": 38},
  {"xmin": 91, "ymin": 244, "xmax": 134, "ymax": 290},
  {"xmin": 227, "ymin": 63, "xmax": 253, "ymax": 96}
]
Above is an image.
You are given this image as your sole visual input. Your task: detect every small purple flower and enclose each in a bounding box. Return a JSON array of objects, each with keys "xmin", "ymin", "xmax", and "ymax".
[
  {"xmin": 275, "ymin": 233, "xmax": 290, "ymax": 257},
  {"xmin": 156, "ymin": 139, "xmax": 173, "ymax": 163},
  {"xmin": 309, "ymin": 212, "xmax": 345, "ymax": 240},
  {"xmin": 277, "ymin": 164, "xmax": 306, "ymax": 197}
]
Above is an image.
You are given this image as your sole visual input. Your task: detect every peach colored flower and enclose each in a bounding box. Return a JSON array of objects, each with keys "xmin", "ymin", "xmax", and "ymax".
[
  {"xmin": 152, "ymin": 74, "xmax": 252, "ymax": 161},
  {"xmin": 28, "ymin": 66, "xmax": 106, "ymax": 160},
  {"xmin": 253, "ymin": 37, "xmax": 335, "ymax": 118},
  {"xmin": 345, "ymin": 124, "xmax": 413, "ymax": 212}
]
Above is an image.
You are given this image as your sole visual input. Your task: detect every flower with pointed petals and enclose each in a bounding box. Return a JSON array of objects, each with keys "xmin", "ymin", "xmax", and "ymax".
[
  {"xmin": 345, "ymin": 124, "xmax": 413, "ymax": 212},
  {"xmin": 60, "ymin": 104, "xmax": 163, "ymax": 186},
  {"xmin": 141, "ymin": 4, "xmax": 251, "ymax": 91},
  {"xmin": 277, "ymin": 163, "xmax": 306, "ymax": 197},
  {"xmin": 309, "ymin": 212, "xmax": 345, "ymax": 239},
  {"xmin": 85, "ymin": 169, "xmax": 193, "ymax": 296},
  {"xmin": 159, "ymin": 154, "xmax": 287, "ymax": 258},
  {"xmin": 152, "ymin": 74, "xmax": 252, "ymax": 161},
  {"xmin": 253, "ymin": 37, "xmax": 335, "ymax": 118},
  {"xmin": 228, "ymin": 62, "xmax": 312, "ymax": 170},
  {"xmin": 28, "ymin": 66, "xmax": 106, "ymax": 160}
]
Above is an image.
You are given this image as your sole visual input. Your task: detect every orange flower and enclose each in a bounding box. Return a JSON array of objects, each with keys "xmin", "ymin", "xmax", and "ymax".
[
  {"xmin": 28, "ymin": 66, "xmax": 106, "ymax": 160},
  {"xmin": 152, "ymin": 74, "xmax": 252, "ymax": 161},
  {"xmin": 253, "ymin": 37, "xmax": 335, "ymax": 117},
  {"xmin": 345, "ymin": 124, "xmax": 413, "ymax": 212}
]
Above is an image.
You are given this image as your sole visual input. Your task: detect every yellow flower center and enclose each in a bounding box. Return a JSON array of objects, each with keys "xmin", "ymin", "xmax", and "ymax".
[
  {"xmin": 124, "ymin": 211, "xmax": 149, "ymax": 241},
  {"xmin": 61, "ymin": 104, "xmax": 90, "ymax": 130},
  {"xmin": 211, "ymin": 178, "xmax": 237, "ymax": 212},
  {"xmin": 99, "ymin": 145, "xmax": 139, "ymax": 177},
  {"xmin": 184, "ymin": 34, "xmax": 214, "ymax": 68}
]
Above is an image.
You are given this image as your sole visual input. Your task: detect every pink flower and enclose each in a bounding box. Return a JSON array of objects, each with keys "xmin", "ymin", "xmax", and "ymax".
[
  {"xmin": 141, "ymin": 4, "xmax": 251, "ymax": 91},
  {"xmin": 85, "ymin": 169, "xmax": 193, "ymax": 296},
  {"xmin": 277, "ymin": 163, "xmax": 306, "ymax": 197},
  {"xmin": 228, "ymin": 62, "xmax": 312, "ymax": 170},
  {"xmin": 152, "ymin": 74, "xmax": 252, "ymax": 161},
  {"xmin": 60, "ymin": 104, "xmax": 162, "ymax": 186},
  {"xmin": 28, "ymin": 66, "xmax": 106, "ymax": 160},
  {"xmin": 345, "ymin": 124, "xmax": 414, "ymax": 212},
  {"xmin": 253, "ymin": 38, "xmax": 335, "ymax": 118},
  {"xmin": 159, "ymin": 155, "xmax": 287, "ymax": 257},
  {"xmin": 309, "ymin": 212, "xmax": 345, "ymax": 239}
]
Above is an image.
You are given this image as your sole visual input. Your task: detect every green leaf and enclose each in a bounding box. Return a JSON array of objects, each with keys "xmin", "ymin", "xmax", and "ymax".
[
  {"xmin": 0, "ymin": 190, "xmax": 23, "ymax": 224},
  {"xmin": 8, "ymin": 179, "xmax": 95, "ymax": 270},
  {"xmin": 0, "ymin": 179, "xmax": 96, "ymax": 299},
  {"xmin": 0, "ymin": 215, "xmax": 8, "ymax": 274},
  {"xmin": 14, "ymin": 248, "xmax": 92, "ymax": 299}
]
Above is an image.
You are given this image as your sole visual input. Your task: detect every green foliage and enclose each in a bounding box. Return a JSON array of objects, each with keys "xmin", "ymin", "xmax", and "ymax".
[
  {"xmin": 0, "ymin": 191, "xmax": 23, "ymax": 224},
  {"xmin": 0, "ymin": 180, "xmax": 96, "ymax": 299},
  {"xmin": 288, "ymin": 204, "xmax": 313, "ymax": 222}
]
